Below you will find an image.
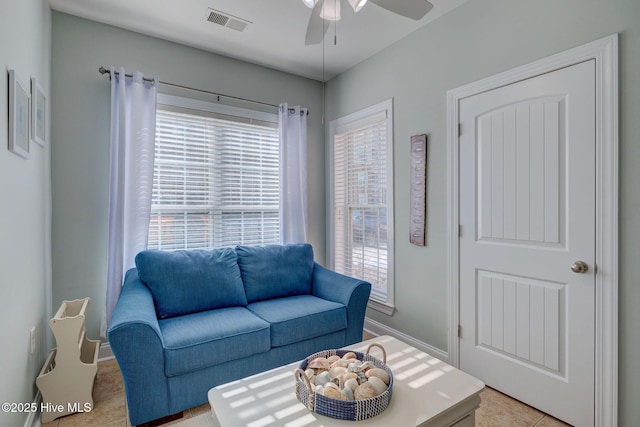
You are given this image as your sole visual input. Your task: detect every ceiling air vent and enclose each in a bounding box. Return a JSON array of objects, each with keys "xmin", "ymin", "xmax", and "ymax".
[{"xmin": 204, "ymin": 8, "xmax": 251, "ymax": 32}]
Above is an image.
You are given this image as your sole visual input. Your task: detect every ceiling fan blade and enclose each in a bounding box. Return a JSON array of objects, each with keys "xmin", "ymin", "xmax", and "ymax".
[
  {"xmin": 369, "ymin": 0, "xmax": 433, "ymax": 20},
  {"xmin": 305, "ymin": 0, "xmax": 329, "ymax": 45}
]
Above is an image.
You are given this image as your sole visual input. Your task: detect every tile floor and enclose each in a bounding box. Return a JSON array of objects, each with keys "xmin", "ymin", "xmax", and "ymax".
[{"xmin": 41, "ymin": 344, "xmax": 571, "ymax": 427}]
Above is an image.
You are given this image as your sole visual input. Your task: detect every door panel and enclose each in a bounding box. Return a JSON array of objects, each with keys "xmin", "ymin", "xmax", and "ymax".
[
  {"xmin": 459, "ymin": 60, "xmax": 595, "ymax": 426},
  {"xmin": 477, "ymin": 271, "xmax": 565, "ymax": 374},
  {"xmin": 477, "ymin": 96, "xmax": 566, "ymax": 245}
]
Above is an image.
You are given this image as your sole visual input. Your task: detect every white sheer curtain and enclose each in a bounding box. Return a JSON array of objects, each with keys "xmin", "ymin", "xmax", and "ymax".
[
  {"xmin": 279, "ymin": 103, "xmax": 308, "ymax": 244},
  {"xmin": 102, "ymin": 67, "xmax": 158, "ymax": 337}
]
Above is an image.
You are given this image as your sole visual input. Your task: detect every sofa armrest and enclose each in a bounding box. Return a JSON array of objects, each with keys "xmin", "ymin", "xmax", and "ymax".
[
  {"xmin": 107, "ymin": 268, "xmax": 170, "ymax": 425},
  {"xmin": 311, "ymin": 262, "xmax": 371, "ymax": 345}
]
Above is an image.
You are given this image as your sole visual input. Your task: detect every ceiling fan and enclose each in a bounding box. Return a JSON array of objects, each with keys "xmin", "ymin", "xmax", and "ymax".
[{"xmin": 302, "ymin": 0, "xmax": 434, "ymax": 45}]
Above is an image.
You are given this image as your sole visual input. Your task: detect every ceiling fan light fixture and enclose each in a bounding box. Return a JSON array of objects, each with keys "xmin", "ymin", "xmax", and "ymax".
[
  {"xmin": 320, "ymin": 0, "xmax": 341, "ymax": 21},
  {"xmin": 302, "ymin": 0, "xmax": 318, "ymax": 8},
  {"xmin": 348, "ymin": 0, "xmax": 368, "ymax": 13}
]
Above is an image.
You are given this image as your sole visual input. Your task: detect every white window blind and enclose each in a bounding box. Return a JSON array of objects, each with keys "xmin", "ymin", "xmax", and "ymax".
[
  {"xmin": 331, "ymin": 100, "xmax": 394, "ymax": 309},
  {"xmin": 148, "ymin": 100, "xmax": 280, "ymax": 251}
]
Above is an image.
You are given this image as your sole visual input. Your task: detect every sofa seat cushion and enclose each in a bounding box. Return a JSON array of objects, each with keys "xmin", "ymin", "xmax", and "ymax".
[
  {"xmin": 159, "ymin": 307, "xmax": 270, "ymax": 377},
  {"xmin": 247, "ymin": 295, "xmax": 347, "ymax": 348},
  {"xmin": 135, "ymin": 248, "xmax": 248, "ymax": 319},
  {"xmin": 236, "ymin": 244, "xmax": 314, "ymax": 303}
]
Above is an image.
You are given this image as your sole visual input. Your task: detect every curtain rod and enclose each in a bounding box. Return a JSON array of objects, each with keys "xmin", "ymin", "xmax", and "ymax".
[{"xmin": 98, "ymin": 66, "xmax": 308, "ymax": 116}]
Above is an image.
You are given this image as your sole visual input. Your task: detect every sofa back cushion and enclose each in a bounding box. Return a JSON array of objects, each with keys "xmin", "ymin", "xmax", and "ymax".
[
  {"xmin": 236, "ymin": 244, "xmax": 314, "ymax": 303},
  {"xmin": 135, "ymin": 248, "xmax": 248, "ymax": 319}
]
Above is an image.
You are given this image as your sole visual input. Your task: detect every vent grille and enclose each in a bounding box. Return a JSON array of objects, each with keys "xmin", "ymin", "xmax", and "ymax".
[
  {"xmin": 204, "ymin": 8, "xmax": 251, "ymax": 32},
  {"xmin": 207, "ymin": 11, "xmax": 229, "ymax": 26}
]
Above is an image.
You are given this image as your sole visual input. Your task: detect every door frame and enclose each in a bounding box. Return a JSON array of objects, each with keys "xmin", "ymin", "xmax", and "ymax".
[{"xmin": 446, "ymin": 34, "xmax": 618, "ymax": 426}]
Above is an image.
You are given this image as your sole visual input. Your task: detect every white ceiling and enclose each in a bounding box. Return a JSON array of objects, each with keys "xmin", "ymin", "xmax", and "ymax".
[{"xmin": 48, "ymin": 0, "xmax": 468, "ymax": 81}]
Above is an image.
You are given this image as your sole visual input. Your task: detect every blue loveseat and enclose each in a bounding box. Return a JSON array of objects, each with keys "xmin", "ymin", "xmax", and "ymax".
[{"xmin": 108, "ymin": 243, "xmax": 371, "ymax": 426}]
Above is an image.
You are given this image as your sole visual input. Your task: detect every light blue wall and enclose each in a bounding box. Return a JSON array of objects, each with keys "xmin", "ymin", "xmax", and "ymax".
[
  {"xmin": 50, "ymin": 11, "xmax": 325, "ymax": 342},
  {"xmin": 325, "ymin": 0, "xmax": 639, "ymax": 424},
  {"xmin": 0, "ymin": 1, "xmax": 52, "ymax": 426}
]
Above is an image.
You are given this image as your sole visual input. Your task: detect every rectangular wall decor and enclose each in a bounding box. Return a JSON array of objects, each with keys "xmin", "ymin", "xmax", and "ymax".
[
  {"xmin": 410, "ymin": 134, "xmax": 427, "ymax": 246},
  {"xmin": 8, "ymin": 69, "xmax": 30, "ymax": 159},
  {"xmin": 31, "ymin": 77, "xmax": 46, "ymax": 147}
]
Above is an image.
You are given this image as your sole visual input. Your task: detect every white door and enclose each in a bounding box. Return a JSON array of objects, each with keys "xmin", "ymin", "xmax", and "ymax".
[{"xmin": 458, "ymin": 60, "xmax": 596, "ymax": 426}]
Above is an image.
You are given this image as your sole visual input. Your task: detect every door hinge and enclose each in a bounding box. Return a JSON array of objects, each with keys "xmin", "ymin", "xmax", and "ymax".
[
  {"xmin": 458, "ymin": 123, "xmax": 462, "ymax": 136},
  {"xmin": 457, "ymin": 325, "xmax": 462, "ymax": 338},
  {"xmin": 458, "ymin": 225, "xmax": 462, "ymax": 237}
]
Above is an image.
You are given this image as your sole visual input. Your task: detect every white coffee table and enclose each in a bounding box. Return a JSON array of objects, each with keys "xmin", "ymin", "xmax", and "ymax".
[{"xmin": 208, "ymin": 335, "xmax": 484, "ymax": 427}]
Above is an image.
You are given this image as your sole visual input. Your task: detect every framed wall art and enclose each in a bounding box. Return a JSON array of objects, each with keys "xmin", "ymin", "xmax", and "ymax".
[
  {"xmin": 31, "ymin": 77, "xmax": 46, "ymax": 147},
  {"xmin": 8, "ymin": 69, "xmax": 30, "ymax": 159},
  {"xmin": 409, "ymin": 134, "xmax": 427, "ymax": 246}
]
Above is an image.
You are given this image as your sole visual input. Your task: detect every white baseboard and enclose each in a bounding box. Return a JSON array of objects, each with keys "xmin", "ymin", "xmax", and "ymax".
[
  {"xmin": 23, "ymin": 392, "xmax": 41, "ymax": 427},
  {"xmin": 364, "ymin": 317, "xmax": 448, "ymax": 362},
  {"xmin": 98, "ymin": 342, "xmax": 114, "ymax": 362}
]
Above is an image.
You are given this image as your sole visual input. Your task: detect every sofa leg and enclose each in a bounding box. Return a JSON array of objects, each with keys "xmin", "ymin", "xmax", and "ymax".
[{"xmin": 136, "ymin": 411, "xmax": 183, "ymax": 427}]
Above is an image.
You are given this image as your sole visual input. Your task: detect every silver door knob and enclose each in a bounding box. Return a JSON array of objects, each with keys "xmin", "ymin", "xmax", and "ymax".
[{"xmin": 571, "ymin": 261, "xmax": 589, "ymax": 273}]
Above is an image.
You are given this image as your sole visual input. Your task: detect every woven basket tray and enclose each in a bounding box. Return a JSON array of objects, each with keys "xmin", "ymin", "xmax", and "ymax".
[{"xmin": 294, "ymin": 343, "xmax": 393, "ymax": 421}]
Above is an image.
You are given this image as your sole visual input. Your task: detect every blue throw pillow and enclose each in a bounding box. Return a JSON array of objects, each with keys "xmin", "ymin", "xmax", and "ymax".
[
  {"xmin": 135, "ymin": 248, "xmax": 248, "ymax": 319},
  {"xmin": 236, "ymin": 244, "xmax": 314, "ymax": 303}
]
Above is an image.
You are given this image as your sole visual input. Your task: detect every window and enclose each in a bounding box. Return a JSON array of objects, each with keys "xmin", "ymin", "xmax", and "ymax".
[
  {"xmin": 148, "ymin": 94, "xmax": 280, "ymax": 250},
  {"xmin": 330, "ymin": 99, "xmax": 394, "ymax": 313}
]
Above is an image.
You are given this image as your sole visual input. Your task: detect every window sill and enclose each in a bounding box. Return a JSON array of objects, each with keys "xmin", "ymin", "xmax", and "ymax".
[{"xmin": 367, "ymin": 298, "xmax": 395, "ymax": 316}]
